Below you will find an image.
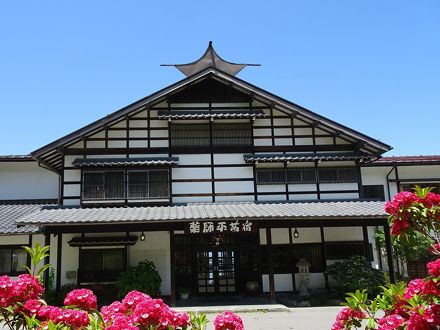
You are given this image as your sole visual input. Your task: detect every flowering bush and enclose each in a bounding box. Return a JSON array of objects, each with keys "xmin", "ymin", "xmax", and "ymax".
[
  {"xmin": 0, "ymin": 244, "xmax": 245, "ymax": 330},
  {"xmin": 332, "ymin": 187, "xmax": 440, "ymax": 329},
  {"xmin": 214, "ymin": 311, "xmax": 244, "ymax": 330}
]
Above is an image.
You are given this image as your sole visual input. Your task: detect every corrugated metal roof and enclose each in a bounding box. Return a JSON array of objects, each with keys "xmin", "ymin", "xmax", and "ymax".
[
  {"xmin": 0, "ymin": 203, "xmax": 51, "ymax": 235},
  {"xmin": 72, "ymin": 157, "xmax": 179, "ymax": 168},
  {"xmin": 157, "ymin": 110, "xmax": 266, "ymax": 120},
  {"xmin": 16, "ymin": 201, "xmax": 387, "ymax": 226},
  {"xmin": 244, "ymin": 152, "xmax": 372, "ymax": 163}
]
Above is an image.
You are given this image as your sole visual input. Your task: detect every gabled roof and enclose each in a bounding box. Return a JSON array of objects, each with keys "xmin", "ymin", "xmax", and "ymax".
[
  {"xmin": 366, "ymin": 155, "xmax": 440, "ymax": 166},
  {"xmin": 16, "ymin": 201, "xmax": 387, "ymax": 226},
  {"xmin": 32, "ymin": 67, "xmax": 391, "ymax": 172}
]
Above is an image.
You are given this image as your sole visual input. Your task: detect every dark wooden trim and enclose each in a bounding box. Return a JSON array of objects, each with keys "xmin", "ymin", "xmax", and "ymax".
[
  {"xmin": 320, "ymin": 226, "xmax": 329, "ymax": 290},
  {"xmin": 314, "ymin": 161, "xmax": 321, "ymax": 200},
  {"xmin": 389, "ymin": 177, "xmax": 440, "ymax": 183},
  {"xmin": 170, "ymin": 230, "xmax": 176, "ymax": 306},
  {"xmin": 362, "ymin": 225, "xmax": 369, "ymax": 259},
  {"xmin": 395, "ymin": 166, "xmax": 400, "ymax": 192},
  {"xmin": 56, "ymin": 233, "xmax": 62, "ymax": 290},
  {"xmin": 43, "ymin": 233, "xmax": 51, "ymax": 296},
  {"xmin": 172, "ymin": 178, "xmax": 254, "ymax": 183},
  {"xmin": 384, "ymin": 223, "xmax": 396, "ymax": 283},
  {"xmin": 266, "ymin": 228, "xmax": 276, "ymax": 301},
  {"xmin": 356, "ymin": 161, "xmax": 363, "ymax": 198},
  {"xmin": 270, "ymin": 105, "xmax": 275, "ymax": 146}
]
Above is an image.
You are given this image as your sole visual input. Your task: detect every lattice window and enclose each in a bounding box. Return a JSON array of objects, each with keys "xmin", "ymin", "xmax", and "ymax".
[
  {"xmin": 325, "ymin": 241, "xmax": 372, "ymax": 260},
  {"xmin": 83, "ymin": 169, "xmax": 169, "ymax": 201},
  {"xmin": 292, "ymin": 244, "xmax": 323, "ymax": 272},
  {"xmin": 318, "ymin": 167, "xmax": 357, "ymax": 183},
  {"xmin": 170, "ymin": 123, "xmax": 252, "ymax": 147},
  {"xmin": 256, "ymin": 168, "xmax": 317, "ymax": 185}
]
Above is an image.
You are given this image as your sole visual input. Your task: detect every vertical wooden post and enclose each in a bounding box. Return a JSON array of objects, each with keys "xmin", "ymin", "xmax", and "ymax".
[
  {"xmin": 362, "ymin": 226, "xmax": 370, "ymax": 260},
  {"xmin": 320, "ymin": 226, "xmax": 329, "ymax": 290},
  {"xmin": 170, "ymin": 230, "xmax": 176, "ymax": 306},
  {"xmin": 266, "ymin": 228, "xmax": 276, "ymax": 302},
  {"xmin": 43, "ymin": 233, "xmax": 51, "ymax": 295},
  {"xmin": 384, "ymin": 223, "xmax": 396, "ymax": 283},
  {"xmin": 56, "ymin": 233, "xmax": 62, "ymax": 291}
]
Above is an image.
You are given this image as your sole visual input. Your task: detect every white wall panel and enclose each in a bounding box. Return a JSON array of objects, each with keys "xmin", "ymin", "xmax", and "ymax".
[
  {"xmin": 0, "ymin": 162, "xmax": 58, "ymax": 200},
  {"xmin": 107, "ymin": 130, "xmax": 126, "ymax": 138},
  {"xmin": 172, "ymin": 196, "xmax": 212, "ymax": 203},
  {"xmin": 129, "ymin": 140, "xmax": 148, "ymax": 148},
  {"xmin": 172, "ymin": 182, "xmax": 212, "ymax": 194},
  {"xmin": 215, "ymin": 195, "xmax": 254, "ymax": 202},
  {"xmin": 253, "ymin": 139, "xmax": 272, "ymax": 146},
  {"xmin": 324, "ymin": 227, "xmax": 363, "ymax": 241},
  {"xmin": 63, "ymin": 184, "xmax": 81, "ymax": 197},
  {"xmin": 150, "ymin": 140, "xmax": 168, "ymax": 147},
  {"xmin": 292, "ymin": 228, "xmax": 321, "ymax": 243},
  {"xmin": 176, "ymin": 154, "xmax": 211, "ymax": 165},
  {"xmin": 214, "ymin": 181, "xmax": 254, "ymax": 194},
  {"xmin": 288, "ymin": 193, "xmax": 318, "ymax": 200},
  {"xmin": 213, "ymin": 154, "xmax": 245, "ymax": 165},
  {"xmin": 129, "ymin": 231, "xmax": 171, "ymax": 295},
  {"xmin": 271, "ymin": 228, "xmax": 290, "ymax": 244},
  {"xmin": 214, "ymin": 167, "xmax": 253, "ymax": 179},
  {"xmin": 173, "ymin": 167, "xmax": 211, "ymax": 180},
  {"xmin": 129, "ymin": 120, "xmax": 148, "ymax": 128}
]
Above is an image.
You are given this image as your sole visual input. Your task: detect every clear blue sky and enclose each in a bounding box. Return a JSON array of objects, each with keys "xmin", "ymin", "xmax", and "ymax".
[{"xmin": 0, "ymin": 1, "xmax": 439, "ymax": 156}]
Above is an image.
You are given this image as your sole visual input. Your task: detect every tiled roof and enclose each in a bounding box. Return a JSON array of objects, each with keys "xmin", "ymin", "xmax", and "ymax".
[
  {"xmin": 72, "ymin": 157, "xmax": 179, "ymax": 168},
  {"xmin": 244, "ymin": 152, "xmax": 372, "ymax": 163},
  {"xmin": 68, "ymin": 236, "xmax": 138, "ymax": 247},
  {"xmin": 371, "ymin": 155, "xmax": 440, "ymax": 165},
  {"xmin": 16, "ymin": 201, "xmax": 387, "ymax": 226},
  {"xmin": 0, "ymin": 155, "xmax": 34, "ymax": 162},
  {"xmin": 0, "ymin": 204, "xmax": 49, "ymax": 235},
  {"xmin": 157, "ymin": 110, "xmax": 266, "ymax": 120}
]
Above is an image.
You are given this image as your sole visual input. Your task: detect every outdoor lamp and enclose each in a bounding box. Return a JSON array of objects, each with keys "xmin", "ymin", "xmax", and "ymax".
[
  {"xmin": 140, "ymin": 232, "xmax": 146, "ymax": 241},
  {"xmin": 293, "ymin": 228, "xmax": 299, "ymax": 239}
]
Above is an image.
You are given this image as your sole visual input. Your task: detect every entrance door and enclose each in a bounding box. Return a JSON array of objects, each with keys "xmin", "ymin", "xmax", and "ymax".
[{"xmin": 197, "ymin": 250, "xmax": 236, "ymax": 294}]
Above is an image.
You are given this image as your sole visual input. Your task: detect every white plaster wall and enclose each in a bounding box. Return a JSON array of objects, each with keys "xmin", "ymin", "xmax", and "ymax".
[
  {"xmin": 214, "ymin": 181, "xmax": 254, "ymax": 194},
  {"xmin": 262, "ymin": 273, "xmax": 326, "ymax": 292},
  {"xmin": 324, "ymin": 227, "xmax": 363, "ymax": 241},
  {"xmin": 60, "ymin": 234, "xmax": 80, "ymax": 286},
  {"xmin": 173, "ymin": 168, "xmax": 211, "ymax": 180},
  {"xmin": 129, "ymin": 231, "xmax": 171, "ymax": 295},
  {"xmin": 292, "ymin": 228, "xmax": 321, "ymax": 244},
  {"xmin": 271, "ymin": 228, "xmax": 290, "ymax": 244},
  {"xmin": 0, "ymin": 162, "xmax": 58, "ymax": 200}
]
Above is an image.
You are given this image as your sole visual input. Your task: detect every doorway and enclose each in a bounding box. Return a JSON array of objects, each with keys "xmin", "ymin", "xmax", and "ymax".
[{"xmin": 197, "ymin": 249, "xmax": 236, "ymax": 294}]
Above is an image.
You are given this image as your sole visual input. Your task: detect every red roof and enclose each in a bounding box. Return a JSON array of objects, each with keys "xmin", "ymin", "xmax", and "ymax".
[{"xmin": 372, "ymin": 155, "xmax": 440, "ymax": 165}]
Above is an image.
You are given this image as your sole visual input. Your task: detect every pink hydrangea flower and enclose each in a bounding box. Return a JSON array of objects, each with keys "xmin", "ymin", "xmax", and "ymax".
[
  {"xmin": 64, "ymin": 288, "xmax": 97, "ymax": 310},
  {"xmin": 121, "ymin": 290, "xmax": 151, "ymax": 310},
  {"xmin": 214, "ymin": 311, "xmax": 244, "ymax": 330}
]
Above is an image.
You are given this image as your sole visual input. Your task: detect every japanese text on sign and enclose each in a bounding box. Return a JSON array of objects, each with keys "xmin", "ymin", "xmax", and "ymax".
[{"xmin": 187, "ymin": 220, "xmax": 253, "ymax": 234}]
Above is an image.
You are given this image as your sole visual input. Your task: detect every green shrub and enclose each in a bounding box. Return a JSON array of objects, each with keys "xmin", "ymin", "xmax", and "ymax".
[
  {"xmin": 325, "ymin": 255, "xmax": 387, "ymax": 298},
  {"xmin": 115, "ymin": 260, "xmax": 161, "ymax": 298}
]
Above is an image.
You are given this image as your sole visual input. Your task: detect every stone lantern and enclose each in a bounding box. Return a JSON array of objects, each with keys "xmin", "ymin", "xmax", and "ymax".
[{"xmin": 296, "ymin": 258, "xmax": 311, "ymax": 296}]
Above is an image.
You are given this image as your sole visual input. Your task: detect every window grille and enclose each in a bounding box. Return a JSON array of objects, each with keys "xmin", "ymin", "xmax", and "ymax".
[
  {"xmin": 79, "ymin": 248, "xmax": 124, "ymax": 283},
  {"xmin": 325, "ymin": 241, "xmax": 372, "ymax": 260},
  {"xmin": 170, "ymin": 123, "xmax": 252, "ymax": 147},
  {"xmin": 318, "ymin": 167, "xmax": 357, "ymax": 183},
  {"xmin": 362, "ymin": 185, "xmax": 385, "ymax": 201},
  {"xmin": 292, "ymin": 244, "xmax": 323, "ymax": 272},
  {"xmin": 83, "ymin": 169, "xmax": 169, "ymax": 201}
]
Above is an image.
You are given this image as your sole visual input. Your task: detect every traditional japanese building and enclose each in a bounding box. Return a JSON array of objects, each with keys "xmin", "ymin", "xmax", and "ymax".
[{"xmin": 1, "ymin": 43, "xmax": 438, "ymax": 304}]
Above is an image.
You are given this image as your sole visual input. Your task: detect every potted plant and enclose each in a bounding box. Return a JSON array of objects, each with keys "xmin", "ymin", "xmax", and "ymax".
[{"xmin": 178, "ymin": 287, "xmax": 190, "ymax": 300}]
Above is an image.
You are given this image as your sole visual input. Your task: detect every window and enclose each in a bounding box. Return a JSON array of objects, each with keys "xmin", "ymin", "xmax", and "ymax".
[
  {"xmin": 79, "ymin": 248, "xmax": 125, "ymax": 283},
  {"xmin": 261, "ymin": 244, "xmax": 323, "ymax": 273},
  {"xmin": 401, "ymin": 183, "xmax": 440, "ymax": 193},
  {"xmin": 0, "ymin": 246, "xmax": 28, "ymax": 276},
  {"xmin": 170, "ymin": 123, "xmax": 252, "ymax": 147},
  {"xmin": 318, "ymin": 168, "xmax": 357, "ymax": 183},
  {"xmin": 82, "ymin": 169, "xmax": 169, "ymax": 201},
  {"xmin": 325, "ymin": 241, "xmax": 372, "ymax": 260},
  {"xmin": 362, "ymin": 185, "xmax": 385, "ymax": 201}
]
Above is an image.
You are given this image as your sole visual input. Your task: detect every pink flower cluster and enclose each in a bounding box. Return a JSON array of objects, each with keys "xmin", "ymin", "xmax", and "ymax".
[
  {"xmin": 101, "ymin": 290, "xmax": 190, "ymax": 330},
  {"xmin": 427, "ymin": 258, "xmax": 440, "ymax": 277},
  {"xmin": 385, "ymin": 191, "xmax": 440, "ymax": 236},
  {"xmin": 64, "ymin": 288, "xmax": 97, "ymax": 310},
  {"xmin": 331, "ymin": 307, "xmax": 366, "ymax": 330},
  {"xmin": 23, "ymin": 299, "xmax": 90, "ymax": 328},
  {"xmin": 213, "ymin": 310, "xmax": 244, "ymax": 330},
  {"xmin": 0, "ymin": 274, "xmax": 43, "ymax": 307}
]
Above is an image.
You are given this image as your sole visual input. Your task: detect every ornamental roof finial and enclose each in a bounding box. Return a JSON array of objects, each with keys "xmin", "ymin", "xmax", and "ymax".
[{"xmin": 161, "ymin": 41, "xmax": 260, "ymax": 77}]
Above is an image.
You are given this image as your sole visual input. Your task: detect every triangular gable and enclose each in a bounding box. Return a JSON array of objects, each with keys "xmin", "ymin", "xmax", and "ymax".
[{"xmin": 32, "ymin": 67, "xmax": 391, "ymax": 172}]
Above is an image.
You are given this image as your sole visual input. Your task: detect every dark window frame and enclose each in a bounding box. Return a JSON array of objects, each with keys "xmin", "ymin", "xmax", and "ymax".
[
  {"xmin": 170, "ymin": 123, "xmax": 252, "ymax": 147},
  {"xmin": 325, "ymin": 241, "xmax": 373, "ymax": 261},
  {"xmin": 256, "ymin": 167, "xmax": 357, "ymax": 185},
  {"xmin": 78, "ymin": 248, "xmax": 126, "ymax": 284},
  {"xmin": 0, "ymin": 245, "xmax": 29, "ymax": 276},
  {"xmin": 362, "ymin": 185, "xmax": 385, "ymax": 201},
  {"xmin": 82, "ymin": 168, "xmax": 170, "ymax": 201}
]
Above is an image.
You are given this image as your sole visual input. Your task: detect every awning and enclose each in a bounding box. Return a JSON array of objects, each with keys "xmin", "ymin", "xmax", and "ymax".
[
  {"xmin": 68, "ymin": 236, "xmax": 138, "ymax": 247},
  {"xmin": 72, "ymin": 157, "xmax": 179, "ymax": 168},
  {"xmin": 157, "ymin": 110, "xmax": 266, "ymax": 120},
  {"xmin": 243, "ymin": 152, "xmax": 372, "ymax": 163}
]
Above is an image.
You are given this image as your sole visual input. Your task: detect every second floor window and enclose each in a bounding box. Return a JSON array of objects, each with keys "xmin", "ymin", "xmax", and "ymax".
[
  {"xmin": 0, "ymin": 246, "xmax": 27, "ymax": 276},
  {"xmin": 170, "ymin": 123, "xmax": 252, "ymax": 147},
  {"xmin": 82, "ymin": 169, "xmax": 169, "ymax": 201}
]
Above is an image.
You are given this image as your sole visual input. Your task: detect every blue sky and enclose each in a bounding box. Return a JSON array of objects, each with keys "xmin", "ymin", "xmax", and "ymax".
[{"xmin": 0, "ymin": 1, "xmax": 438, "ymax": 156}]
